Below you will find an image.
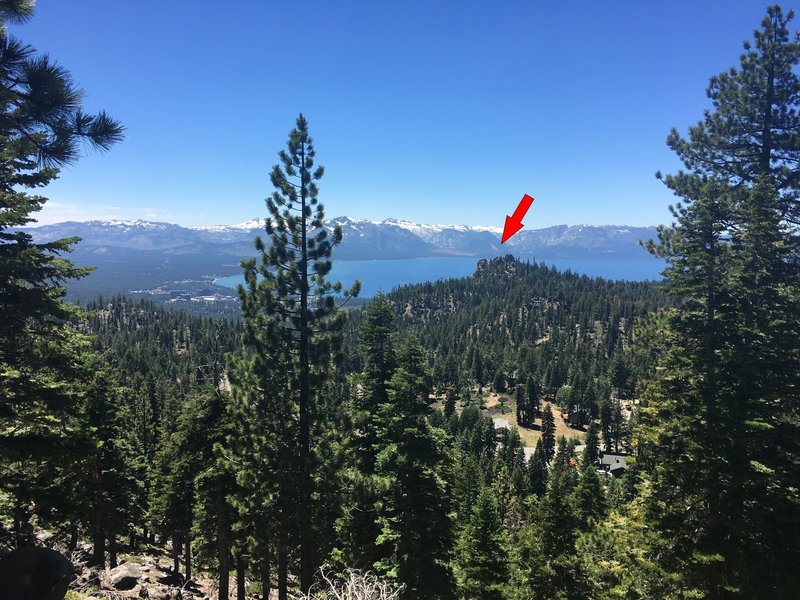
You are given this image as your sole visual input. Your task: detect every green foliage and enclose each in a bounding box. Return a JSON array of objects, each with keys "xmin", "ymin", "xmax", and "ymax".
[
  {"xmin": 637, "ymin": 7, "xmax": 800, "ymax": 596},
  {"xmin": 526, "ymin": 440, "xmax": 548, "ymax": 497},
  {"xmin": 227, "ymin": 114, "xmax": 358, "ymax": 594},
  {"xmin": 582, "ymin": 420, "xmax": 600, "ymax": 469},
  {"xmin": 541, "ymin": 403, "xmax": 556, "ymax": 462},
  {"xmin": 336, "ymin": 296, "xmax": 398, "ymax": 570},
  {"xmin": 444, "ymin": 387, "xmax": 457, "ymax": 420},
  {"xmin": 374, "ymin": 335, "xmax": 455, "ymax": 599},
  {"xmin": 0, "ymin": 1, "xmax": 121, "ymax": 546},
  {"xmin": 455, "ymin": 488, "xmax": 509, "ymax": 600},
  {"xmin": 390, "ymin": 259, "xmax": 670, "ymax": 412},
  {"xmin": 3, "ymin": 8, "xmax": 798, "ymax": 600},
  {"xmin": 662, "ymin": 5, "xmax": 800, "ymax": 220}
]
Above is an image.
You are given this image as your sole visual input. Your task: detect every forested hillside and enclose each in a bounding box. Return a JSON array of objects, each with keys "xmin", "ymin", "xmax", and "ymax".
[{"xmin": 387, "ymin": 256, "xmax": 670, "ymax": 405}]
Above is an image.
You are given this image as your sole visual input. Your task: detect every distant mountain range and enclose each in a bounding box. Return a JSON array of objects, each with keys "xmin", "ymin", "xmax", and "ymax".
[
  {"xmin": 20, "ymin": 217, "xmax": 660, "ymax": 300},
  {"xmin": 25, "ymin": 216, "xmax": 658, "ymax": 261}
]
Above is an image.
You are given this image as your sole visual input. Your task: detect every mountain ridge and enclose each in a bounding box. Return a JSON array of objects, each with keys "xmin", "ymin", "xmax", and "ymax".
[
  {"xmin": 18, "ymin": 217, "xmax": 662, "ymax": 300},
  {"xmin": 23, "ymin": 216, "xmax": 659, "ymax": 261}
]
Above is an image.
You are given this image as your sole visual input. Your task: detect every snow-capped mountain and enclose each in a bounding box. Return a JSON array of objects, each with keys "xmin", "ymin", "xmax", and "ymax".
[
  {"xmin": 18, "ymin": 216, "xmax": 660, "ymax": 300},
  {"xmin": 23, "ymin": 216, "xmax": 657, "ymax": 261}
]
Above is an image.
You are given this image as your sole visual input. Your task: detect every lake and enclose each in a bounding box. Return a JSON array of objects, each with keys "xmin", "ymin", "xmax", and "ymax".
[{"xmin": 214, "ymin": 256, "xmax": 666, "ymax": 298}]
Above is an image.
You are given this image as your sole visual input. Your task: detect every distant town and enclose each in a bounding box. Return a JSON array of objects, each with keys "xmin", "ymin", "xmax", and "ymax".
[{"xmin": 129, "ymin": 286, "xmax": 237, "ymax": 303}]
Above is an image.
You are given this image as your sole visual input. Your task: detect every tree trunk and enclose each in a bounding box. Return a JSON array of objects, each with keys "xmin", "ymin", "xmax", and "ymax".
[
  {"xmin": 237, "ymin": 553, "xmax": 247, "ymax": 600},
  {"xmin": 298, "ymin": 141, "xmax": 313, "ymax": 593},
  {"xmin": 261, "ymin": 553, "xmax": 271, "ymax": 600},
  {"xmin": 109, "ymin": 532, "xmax": 118, "ymax": 568},
  {"xmin": 185, "ymin": 534, "xmax": 192, "ymax": 581},
  {"xmin": 69, "ymin": 523, "xmax": 79, "ymax": 553},
  {"xmin": 91, "ymin": 522, "xmax": 105, "ymax": 568},
  {"xmin": 173, "ymin": 536, "xmax": 181, "ymax": 576},
  {"xmin": 216, "ymin": 478, "xmax": 230, "ymax": 600},
  {"xmin": 278, "ymin": 536, "xmax": 288, "ymax": 600},
  {"xmin": 14, "ymin": 505, "xmax": 33, "ymax": 548}
]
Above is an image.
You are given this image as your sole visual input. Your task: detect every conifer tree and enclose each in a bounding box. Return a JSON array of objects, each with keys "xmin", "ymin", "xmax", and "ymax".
[
  {"xmin": 527, "ymin": 439, "xmax": 548, "ymax": 497},
  {"xmin": 599, "ymin": 399, "xmax": 613, "ymax": 451},
  {"xmin": 453, "ymin": 453, "xmax": 484, "ymax": 522},
  {"xmin": 80, "ymin": 359, "xmax": 141, "ymax": 567},
  {"xmin": 582, "ymin": 420, "xmax": 600, "ymax": 469},
  {"xmin": 641, "ymin": 173, "xmax": 800, "ymax": 597},
  {"xmin": 0, "ymin": 0, "xmax": 122, "ymax": 537},
  {"xmin": 444, "ymin": 387, "xmax": 457, "ymax": 420},
  {"xmin": 455, "ymin": 488, "xmax": 509, "ymax": 600},
  {"xmin": 637, "ymin": 9, "xmax": 800, "ymax": 596},
  {"xmin": 375, "ymin": 335, "xmax": 454, "ymax": 599},
  {"xmin": 662, "ymin": 5, "xmax": 800, "ymax": 220},
  {"xmin": 526, "ymin": 377, "xmax": 541, "ymax": 422},
  {"xmin": 232, "ymin": 114, "xmax": 357, "ymax": 593},
  {"xmin": 572, "ymin": 466, "xmax": 606, "ymax": 529},
  {"xmin": 541, "ymin": 403, "xmax": 556, "ymax": 462},
  {"xmin": 514, "ymin": 385, "xmax": 525, "ymax": 426},
  {"xmin": 512, "ymin": 466, "xmax": 582, "ymax": 600},
  {"xmin": 150, "ymin": 387, "xmax": 222, "ymax": 581},
  {"xmin": 336, "ymin": 295, "xmax": 396, "ymax": 570}
]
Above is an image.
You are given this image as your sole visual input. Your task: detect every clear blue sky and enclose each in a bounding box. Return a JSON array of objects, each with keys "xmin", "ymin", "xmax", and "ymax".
[{"xmin": 14, "ymin": 1, "xmax": 795, "ymax": 228}]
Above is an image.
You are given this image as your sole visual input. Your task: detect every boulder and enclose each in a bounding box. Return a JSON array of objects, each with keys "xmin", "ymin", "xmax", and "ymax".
[
  {"xmin": 158, "ymin": 570, "xmax": 184, "ymax": 586},
  {"xmin": 0, "ymin": 546, "xmax": 74, "ymax": 600},
  {"xmin": 103, "ymin": 561, "xmax": 143, "ymax": 590}
]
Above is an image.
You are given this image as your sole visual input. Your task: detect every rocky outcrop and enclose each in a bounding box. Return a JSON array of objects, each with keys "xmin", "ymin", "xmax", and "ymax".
[{"xmin": 475, "ymin": 254, "xmax": 517, "ymax": 277}]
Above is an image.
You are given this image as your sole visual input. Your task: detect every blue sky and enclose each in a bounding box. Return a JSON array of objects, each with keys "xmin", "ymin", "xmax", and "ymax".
[{"xmin": 14, "ymin": 1, "xmax": 794, "ymax": 228}]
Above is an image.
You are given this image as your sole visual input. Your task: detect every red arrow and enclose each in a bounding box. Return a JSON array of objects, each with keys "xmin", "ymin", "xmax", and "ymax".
[{"xmin": 501, "ymin": 194, "xmax": 535, "ymax": 244}]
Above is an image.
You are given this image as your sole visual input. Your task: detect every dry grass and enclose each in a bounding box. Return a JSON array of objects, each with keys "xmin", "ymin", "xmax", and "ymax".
[
  {"xmin": 481, "ymin": 394, "xmax": 584, "ymax": 448},
  {"xmin": 432, "ymin": 388, "xmax": 584, "ymax": 450}
]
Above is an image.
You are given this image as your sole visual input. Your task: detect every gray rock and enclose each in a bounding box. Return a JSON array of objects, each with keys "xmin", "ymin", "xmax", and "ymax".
[
  {"xmin": 103, "ymin": 561, "xmax": 143, "ymax": 590},
  {"xmin": 0, "ymin": 546, "xmax": 74, "ymax": 600}
]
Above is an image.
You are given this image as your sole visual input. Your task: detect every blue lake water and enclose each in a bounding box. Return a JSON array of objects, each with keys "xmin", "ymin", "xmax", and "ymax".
[{"xmin": 214, "ymin": 257, "xmax": 666, "ymax": 298}]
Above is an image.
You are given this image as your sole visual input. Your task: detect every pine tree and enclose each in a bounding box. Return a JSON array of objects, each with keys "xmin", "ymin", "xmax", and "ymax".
[
  {"xmin": 453, "ymin": 453, "xmax": 484, "ymax": 523},
  {"xmin": 636, "ymin": 9, "xmax": 800, "ymax": 596},
  {"xmin": 526, "ymin": 377, "xmax": 541, "ymax": 423},
  {"xmin": 599, "ymin": 399, "xmax": 613, "ymax": 452},
  {"xmin": 444, "ymin": 387, "xmax": 457, "ymax": 420},
  {"xmin": 512, "ymin": 467, "xmax": 581, "ymax": 600},
  {"xmin": 582, "ymin": 420, "xmax": 600, "ymax": 469},
  {"xmin": 653, "ymin": 177, "xmax": 800, "ymax": 597},
  {"xmin": 572, "ymin": 466, "xmax": 606, "ymax": 529},
  {"xmin": 493, "ymin": 369, "xmax": 506, "ymax": 393},
  {"xmin": 336, "ymin": 295, "xmax": 396, "ymax": 570},
  {"xmin": 80, "ymin": 359, "xmax": 141, "ymax": 567},
  {"xmin": 232, "ymin": 114, "xmax": 357, "ymax": 593},
  {"xmin": 642, "ymin": 108, "xmax": 800, "ymax": 600},
  {"xmin": 375, "ymin": 335, "xmax": 454, "ymax": 599},
  {"xmin": 0, "ymin": 0, "xmax": 122, "ymax": 540},
  {"xmin": 455, "ymin": 488, "xmax": 509, "ymax": 600},
  {"xmin": 514, "ymin": 384, "xmax": 524, "ymax": 426},
  {"xmin": 662, "ymin": 5, "xmax": 800, "ymax": 221},
  {"xmin": 527, "ymin": 439, "xmax": 548, "ymax": 497},
  {"xmin": 150, "ymin": 387, "xmax": 223, "ymax": 581},
  {"xmin": 541, "ymin": 403, "xmax": 556, "ymax": 463}
]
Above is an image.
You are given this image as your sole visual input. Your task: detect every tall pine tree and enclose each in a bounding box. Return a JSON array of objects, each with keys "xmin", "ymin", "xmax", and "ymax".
[
  {"xmin": 231, "ymin": 114, "xmax": 357, "ymax": 594},
  {"xmin": 639, "ymin": 8, "xmax": 800, "ymax": 594}
]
